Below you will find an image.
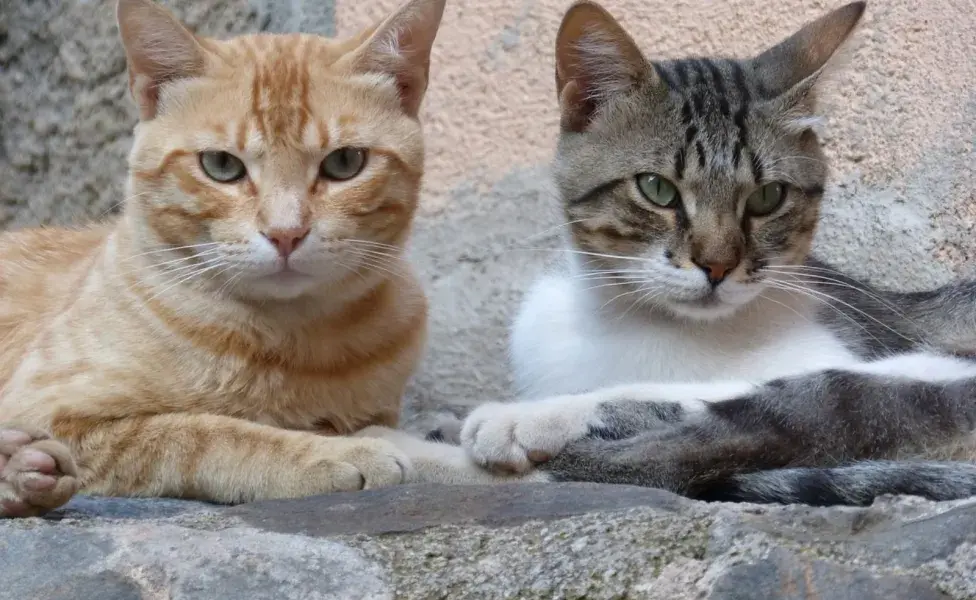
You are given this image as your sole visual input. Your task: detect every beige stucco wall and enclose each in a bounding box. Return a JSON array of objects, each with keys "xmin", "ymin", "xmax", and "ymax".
[{"xmin": 1, "ymin": 0, "xmax": 974, "ymax": 421}]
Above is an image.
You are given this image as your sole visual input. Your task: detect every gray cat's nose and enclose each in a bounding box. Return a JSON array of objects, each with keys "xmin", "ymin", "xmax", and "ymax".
[{"xmin": 693, "ymin": 258, "xmax": 738, "ymax": 286}]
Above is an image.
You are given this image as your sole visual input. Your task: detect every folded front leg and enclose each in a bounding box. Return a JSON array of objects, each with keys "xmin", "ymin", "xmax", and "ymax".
[
  {"xmin": 460, "ymin": 380, "xmax": 757, "ymax": 473},
  {"xmin": 540, "ymin": 356, "xmax": 976, "ymax": 502},
  {"xmin": 51, "ymin": 413, "xmax": 411, "ymax": 505}
]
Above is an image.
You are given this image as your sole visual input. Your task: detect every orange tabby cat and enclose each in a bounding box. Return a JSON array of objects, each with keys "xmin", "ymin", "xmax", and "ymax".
[{"xmin": 0, "ymin": 0, "xmax": 463, "ymax": 517}]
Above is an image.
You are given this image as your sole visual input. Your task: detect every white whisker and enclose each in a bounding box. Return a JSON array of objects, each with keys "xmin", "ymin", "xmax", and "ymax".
[
  {"xmin": 763, "ymin": 267, "xmax": 916, "ymax": 325},
  {"xmin": 145, "ymin": 261, "xmax": 229, "ymax": 304},
  {"xmin": 514, "ymin": 247, "xmax": 650, "ymax": 264},
  {"xmin": 125, "ymin": 242, "xmax": 224, "ymax": 262}
]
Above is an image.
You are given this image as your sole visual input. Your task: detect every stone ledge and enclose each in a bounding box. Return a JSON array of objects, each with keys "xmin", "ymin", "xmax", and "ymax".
[{"xmin": 2, "ymin": 484, "xmax": 974, "ymax": 599}]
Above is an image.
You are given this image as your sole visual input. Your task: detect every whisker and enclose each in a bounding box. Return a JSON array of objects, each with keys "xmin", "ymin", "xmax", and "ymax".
[
  {"xmin": 150, "ymin": 255, "xmax": 227, "ymax": 278},
  {"xmin": 767, "ymin": 279, "xmax": 914, "ymax": 348},
  {"xmin": 216, "ymin": 270, "xmax": 243, "ymax": 297},
  {"xmin": 344, "ymin": 239, "xmax": 403, "ymax": 252},
  {"xmin": 518, "ymin": 219, "xmax": 587, "ymax": 244},
  {"xmin": 130, "ymin": 248, "xmax": 224, "ymax": 273},
  {"xmin": 349, "ymin": 252, "xmax": 410, "ymax": 283},
  {"xmin": 513, "ymin": 247, "xmax": 651, "ymax": 264},
  {"xmin": 145, "ymin": 261, "xmax": 229, "ymax": 303},
  {"xmin": 618, "ymin": 287, "xmax": 663, "ymax": 321},
  {"xmin": 98, "ymin": 191, "xmax": 151, "ymax": 218},
  {"xmin": 757, "ymin": 292, "xmax": 818, "ymax": 328},
  {"xmin": 764, "ymin": 281, "xmax": 889, "ymax": 351},
  {"xmin": 580, "ymin": 280, "xmax": 634, "ymax": 293},
  {"xmin": 763, "ymin": 268, "xmax": 916, "ymax": 324},
  {"xmin": 125, "ymin": 242, "xmax": 224, "ymax": 261},
  {"xmin": 601, "ymin": 284, "xmax": 650, "ymax": 311}
]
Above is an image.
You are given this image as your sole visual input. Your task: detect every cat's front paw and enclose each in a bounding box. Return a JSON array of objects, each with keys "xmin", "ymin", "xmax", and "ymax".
[
  {"xmin": 0, "ymin": 425, "xmax": 80, "ymax": 518},
  {"xmin": 315, "ymin": 437, "xmax": 413, "ymax": 492},
  {"xmin": 460, "ymin": 397, "xmax": 601, "ymax": 473}
]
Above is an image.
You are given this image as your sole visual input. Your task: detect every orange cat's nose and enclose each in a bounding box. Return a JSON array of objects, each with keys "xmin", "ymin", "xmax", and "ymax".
[{"xmin": 262, "ymin": 226, "xmax": 310, "ymax": 259}]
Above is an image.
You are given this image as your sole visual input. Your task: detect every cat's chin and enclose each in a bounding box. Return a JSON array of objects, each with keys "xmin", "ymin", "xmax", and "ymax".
[
  {"xmin": 661, "ymin": 292, "xmax": 758, "ymax": 322},
  {"xmin": 235, "ymin": 271, "xmax": 322, "ymax": 302}
]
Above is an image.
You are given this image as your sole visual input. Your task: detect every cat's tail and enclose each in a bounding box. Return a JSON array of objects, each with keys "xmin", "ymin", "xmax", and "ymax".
[{"xmin": 691, "ymin": 460, "xmax": 976, "ymax": 506}]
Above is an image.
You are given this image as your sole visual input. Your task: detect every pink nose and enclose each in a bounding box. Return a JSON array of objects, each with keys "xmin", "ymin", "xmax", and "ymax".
[{"xmin": 262, "ymin": 226, "xmax": 310, "ymax": 259}]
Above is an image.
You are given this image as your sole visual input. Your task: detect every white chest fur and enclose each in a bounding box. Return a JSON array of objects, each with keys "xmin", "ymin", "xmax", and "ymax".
[{"xmin": 510, "ymin": 274, "xmax": 860, "ymax": 399}]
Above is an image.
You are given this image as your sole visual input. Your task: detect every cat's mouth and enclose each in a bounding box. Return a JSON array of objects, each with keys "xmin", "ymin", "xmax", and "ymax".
[
  {"xmin": 674, "ymin": 292, "xmax": 722, "ymax": 308},
  {"xmin": 261, "ymin": 268, "xmax": 313, "ymax": 285}
]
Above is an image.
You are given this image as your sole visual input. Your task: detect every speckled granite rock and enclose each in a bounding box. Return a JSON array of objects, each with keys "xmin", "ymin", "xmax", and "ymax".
[{"xmin": 2, "ymin": 484, "xmax": 975, "ymax": 599}]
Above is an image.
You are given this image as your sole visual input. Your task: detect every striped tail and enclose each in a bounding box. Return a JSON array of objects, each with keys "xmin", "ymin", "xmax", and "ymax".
[{"xmin": 691, "ymin": 461, "xmax": 976, "ymax": 506}]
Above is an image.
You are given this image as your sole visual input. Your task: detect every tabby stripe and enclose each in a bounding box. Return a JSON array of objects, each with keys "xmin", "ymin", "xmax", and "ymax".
[
  {"xmin": 674, "ymin": 148, "xmax": 686, "ymax": 180},
  {"xmin": 685, "ymin": 124, "xmax": 698, "ymax": 145},
  {"xmin": 729, "ymin": 61, "xmax": 752, "ymax": 103},
  {"xmin": 733, "ymin": 105, "xmax": 749, "ymax": 148},
  {"xmin": 696, "ymin": 141, "xmax": 707, "ymax": 169},
  {"xmin": 680, "ymin": 100, "xmax": 694, "ymax": 126},
  {"xmin": 705, "ymin": 61, "xmax": 731, "ymax": 116},
  {"xmin": 732, "ymin": 141, "xmax": 743, "ymax": 170},
  {"xmin": 705, "ymin": 60, "xmax": 727, "ymax": 98},
  {"xmin": 655, "ymin": 64, "xmax": 678, "ymax": 90},
  {"xmin": 691, "ymin": 90, "xmax": 706, "ymax": 116},
  {"xmin": 674, "ymin": 61, "xmax": 690, "ymax": 87},
  {"xmin": 754, "ymin": 75, "xmax": 772, "ymax": 99},
  {"xmin": 750, "ymin": 151, "xmax": 764, "ymax": 183},
  {"xmin": 568, "ymin": 179, "xmax": 627, "ymax": 206},
  {"xmin": 802, "ymin": 184, "xmax": 825, "ymax": 197}
]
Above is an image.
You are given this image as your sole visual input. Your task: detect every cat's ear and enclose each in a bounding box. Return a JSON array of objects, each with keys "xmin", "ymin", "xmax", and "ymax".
[
  {"xmin": 116, "ymin": 0, "xmax": 207, "ymax": 121},
  {"xmin": 752, "ymin": 1, "xmax": 866, "ymax": 112},
  {"xmin": 347, "ymin": 0, "xmax": 447, "ymax": 117},
  {"xmin": 555, "ymin": 1, "xmax": 652, "ymax": 133}
]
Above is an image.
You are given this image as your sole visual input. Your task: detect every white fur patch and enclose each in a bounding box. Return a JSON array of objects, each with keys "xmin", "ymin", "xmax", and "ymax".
[
  {"xmin": 850, "ymin": 352, "xmax": 976, "ymax": 382},
  {"xmin": 510, "ymin": 274, "xmax": 857, "ymax": 399}
]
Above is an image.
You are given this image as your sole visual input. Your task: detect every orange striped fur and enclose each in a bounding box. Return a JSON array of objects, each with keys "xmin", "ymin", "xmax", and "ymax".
[{"xmin": 0, "ymin": 0, "xmax": 457, "ymax": 515}]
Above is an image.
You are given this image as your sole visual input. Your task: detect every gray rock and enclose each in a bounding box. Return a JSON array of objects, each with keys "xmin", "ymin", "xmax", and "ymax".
[
  {"xmin": 0, "ymin": 522, "xmax": 389, "ymax": 600},
  {"xmin": 708, "ymin": 549, "xmax": 951, "ymax": 600},
  {"xmin": 224, "ymin": 482, "xmax": 689, "ymax": 535},
  {"xmin": 55, "ymin": 496, "xmax": 220, "ymax": 520},
  {"xmin": 3, "ymin": 485, "xmax": 976, "ymax": 599}
]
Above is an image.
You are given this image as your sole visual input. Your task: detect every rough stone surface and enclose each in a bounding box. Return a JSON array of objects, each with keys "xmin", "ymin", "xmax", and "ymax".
[
  {"xmin": 3, "ymin": 485, "xmax": 976, "ymax": 598},
  {"xmin": 3, "ymin": 0, "xmax": 976, "ymax": 598}
]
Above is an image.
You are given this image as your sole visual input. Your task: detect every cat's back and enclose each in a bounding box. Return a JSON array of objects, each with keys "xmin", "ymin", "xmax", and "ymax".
[
  {"xmin": 0, "ymin": 223, "xmax": 109, "ymax": 300},
  {"xmin": 0, "ymin": 223, "xmax": 110, "ymax": 381}
]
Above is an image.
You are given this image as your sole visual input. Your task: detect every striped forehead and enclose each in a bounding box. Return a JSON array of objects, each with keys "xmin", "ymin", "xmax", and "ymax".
[{"xmin": 653, "ymin": 58, "xmax": 773, "ymax": 185}]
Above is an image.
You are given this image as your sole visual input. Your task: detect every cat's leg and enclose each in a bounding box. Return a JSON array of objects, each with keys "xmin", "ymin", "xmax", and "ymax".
[
  {"xmin": 0, "ymin": 424, "xmax": 80, "ymax": 517},
  {"xmin": 46, "ymin": 412, "xmax": 411, "ymax": 508},
  {"xmin": 540, "ymin": 353, "xmax": 976, "ymax": 502},
  {"xmin": 461, "ymin": 380, "xmax": 758, "ymax": 473},
  {"xmin": 356, "ymin": 426, "xmax": 552, "ymax": 483}
]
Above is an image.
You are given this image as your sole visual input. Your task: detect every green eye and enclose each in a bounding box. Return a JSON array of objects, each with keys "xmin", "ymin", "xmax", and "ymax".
[
  {"xmin": 320, "ymin": 147, "xmax": 368, "ymax": 181},
  {"xmin": 199, "ymin": 151, "xmax": 247, "ymax": 183},
  {"xmin": 636, "ymin": 173, "xmax": 680, "ymax": 208},
  {"xmin": 746, "ymin": 182, "xmax": 787, "ymax": 216}
]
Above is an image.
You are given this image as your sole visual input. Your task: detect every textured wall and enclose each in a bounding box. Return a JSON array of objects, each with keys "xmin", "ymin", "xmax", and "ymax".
[{"xmin": 1, "ymin": 0, "xmax": 974, "ymax": 422}]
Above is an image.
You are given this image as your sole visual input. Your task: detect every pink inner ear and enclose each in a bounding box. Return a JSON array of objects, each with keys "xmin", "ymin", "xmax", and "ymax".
[
  {"xmin": 392, "ymin": 66, "xmax": 428, "ymax": 117},
  {"xmin": 560, "ymin": 79, "xmax": 597, "ymax": 133}
]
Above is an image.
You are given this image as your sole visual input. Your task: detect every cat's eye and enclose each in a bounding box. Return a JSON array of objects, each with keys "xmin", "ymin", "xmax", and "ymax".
[
  {"xmin": 199, "ymin": 151, "xmax": 247, "ymax": 183},
  {"xmin": 746, "ymin": 182, "xmax": 787, "ymax": 216},
  {"xmin": 320, "ymin": 147, "xmax": 368, "ymax": 181},
  {"xmin": 636, "ymin": 173, "xmax": 680, "ymax": 208}
]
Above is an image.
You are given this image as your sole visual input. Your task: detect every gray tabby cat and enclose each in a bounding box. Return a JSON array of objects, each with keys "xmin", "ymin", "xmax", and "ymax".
[{"xmin": 452, "ymin": 0, "xmax": 976, "ymax": 506}]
